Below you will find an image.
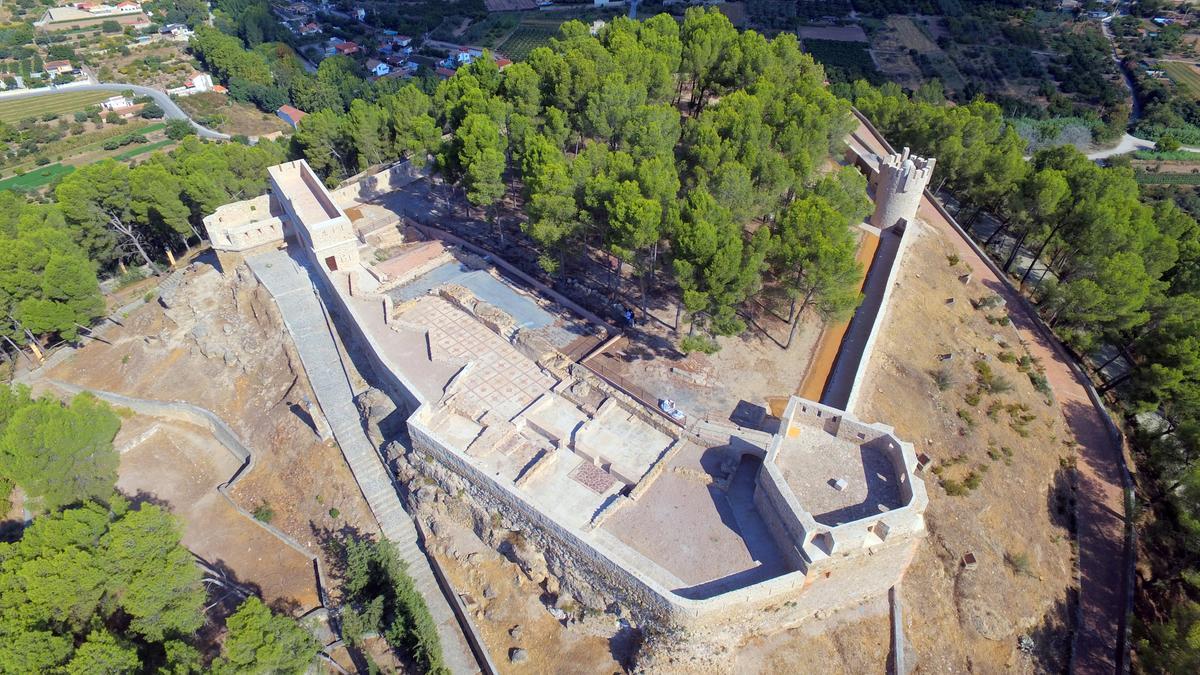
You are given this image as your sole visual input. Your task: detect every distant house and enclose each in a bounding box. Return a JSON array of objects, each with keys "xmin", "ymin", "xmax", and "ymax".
[
  {"xmin": 43, "ymin": 60, "xmax": 74, "ymax": 76},
  {"xmin": 324, "ymin": 36, "xmax": 344, "ymax": 55},
  {"xmin": 115, "ymin": 1, "xmax": 141, "ymax": 12},
  {"xmin": 1153, "ymin": 17, "xmax": 1174, "ymax": 27},
  {"xmin": 354, "ymin": 7, "xmax": 365, "ymax": 20},
  {"xmin": 435, "ymin": 66, "xmax": 457, "ymax": 79},
  {"xmin": 101, "ymin": 94, "xmax": 133, "ymax": 111},
  {"xmin": 299, "ymin": 21, "xmax": 321, "ymax": 35},
  {"xmin": 334, "ymin": 41, "xmax": 359, "ymax": 55},
  {"xmin": 394, "ymin": 35, "xmax": 412, "ymax": 47},
  {"xmin": 495, "ymin": 57, "xmax": 513, "ymax": 70},
  {"xmin": 366, "ymin": 59, "xmax": 390, "ymax": 77},
  {"xmin": 276, "ymin": 105, "xmax": 308, "ymax": 128},
  {"xmin": 167, "ymin": 71, "xmax": 214, "ymax": 96}
]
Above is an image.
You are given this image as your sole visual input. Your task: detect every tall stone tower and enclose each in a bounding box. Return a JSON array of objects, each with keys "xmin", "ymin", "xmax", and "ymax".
[{"xmin": 869, "ymin": 147, "xmax": 935, "ymax": 231}]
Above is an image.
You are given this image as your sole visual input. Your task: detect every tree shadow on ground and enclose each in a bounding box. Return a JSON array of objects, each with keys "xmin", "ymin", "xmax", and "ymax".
[
  {"xmin": 124, "ymin": 488, "xmax": 173, "ymax": 511},
  {"xmin": 193, "ymin": 554, "xmax": 263, "ymax": 660},
  {"xmin": 1025, "ymin": 592, "xmax": 1077, "ymax": 674},
  {"xmin": 1047, "ymin": 464, "xmax": 1078, "ymax": 535},
  {"xmin": 609, "ymin": 622, "xmax": 644, "ymax": 671},
  {"xmin": 310, "ymin": 521, "xmax": 376, "ymax": 583}
]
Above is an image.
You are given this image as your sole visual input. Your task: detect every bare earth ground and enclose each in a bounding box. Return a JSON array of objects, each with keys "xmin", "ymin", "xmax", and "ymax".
[
  {"xmin": 175, "ymin": 92, "xmax": 290, "ymax": 137},
  {"xmin": 427, "ymin": 518, "xmax": 625, "ymax": 674},
  {"xmin": 596, "ymin": 303, "xmax": 821, "ymax": 426},
  {"xmin": 45, "ymin": 261, "xmax": 380, "ymax": 608},
  {"xmin": 731, "ymin": 595, "xmax": 891, "ymax": 673},
  {"xmin": 856, "ymin": 221, "xmax": 1075, "ymax": 671},
  {"xmin": 113, "ymin": 415, "xmax": 320, "ymax": 610}
]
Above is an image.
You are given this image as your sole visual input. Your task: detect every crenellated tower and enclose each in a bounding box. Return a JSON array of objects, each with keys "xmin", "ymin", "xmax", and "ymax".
[{"xmin": 869, "ymin": 147, "xmax": 935, "ymax": 231}]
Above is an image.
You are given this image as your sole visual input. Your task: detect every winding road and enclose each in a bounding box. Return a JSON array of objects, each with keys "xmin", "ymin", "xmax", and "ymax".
[{"xmin": 4, "ymin": 82, "xmax": 229, "ymax": 140}]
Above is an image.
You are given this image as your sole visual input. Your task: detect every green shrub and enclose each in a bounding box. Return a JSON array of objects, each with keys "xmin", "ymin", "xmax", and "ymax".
[
  {"xmin": 931, "ymin": 368, "xmax": 954, "ymax": 391},
  {"xmin": 1005, "ymin": 550, "xmax": 1033, "ymax": 576},
  {"xmin": 947, "ymin": 253, "xmax": 961, "ymax": 266},
  {"xmin": 997, "ymin": 351, "xmax": 1016, "ymax": 363},
  {"xmin": 252, "ymin": 503, "xmax": 274, "ymax": 523},
  {"xmin": 957, "ymin": 409, "xmax": 976, "ymax": 428},
  {"xmin": 680, "ymin": 334, "xmax": 720, "ymax": 354},
  {"xmin": 328, "ymin": 507, "xmax": 340, "ymax": 519},
  {"xmin": 1029, "ymin": 372, "xmax": 1052, "ymax": 398},
  {"xmin": 942, "ymin": 478, "xmax": 969, "ymax": 496}
]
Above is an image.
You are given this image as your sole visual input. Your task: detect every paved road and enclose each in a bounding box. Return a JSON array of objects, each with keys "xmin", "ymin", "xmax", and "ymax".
[
  {"xmin": 246, "ymin": 250, "xmax": 479, "ymax": 675},
  {"xmin": 5, "ymin": 82, "xmax": 229, "ymax": 140},
  {"xmin": 853, "ymin": 118, "xmax": 1131, "ymax": 673}
]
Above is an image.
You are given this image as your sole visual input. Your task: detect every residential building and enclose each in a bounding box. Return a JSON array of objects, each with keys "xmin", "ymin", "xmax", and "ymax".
[
  {"xmin": 276, "ymin": 104, "xmax": 308, "ymax": 128},
  {"xmin": 366, "ymin": 59, "xmax": 390, "ymax": 77},
  {"xmin": 43, "ymin": 60, "xmax": 74, "ymax": 76},
  {"xmin": 334, "ymin": 41, "xmax": 359, "ymax": 56},
  {"xmin": 101, "ymin": 94, "xmax": 133, "ymax": 111}
]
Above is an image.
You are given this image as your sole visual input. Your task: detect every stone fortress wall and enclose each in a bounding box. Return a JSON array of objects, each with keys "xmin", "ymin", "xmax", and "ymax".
[{"xmin": 207, "ymin": 148, "xmax": 934, "ymax": 659}]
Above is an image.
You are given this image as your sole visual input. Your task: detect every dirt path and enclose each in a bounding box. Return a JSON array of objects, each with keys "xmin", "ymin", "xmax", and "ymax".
[{"xmin": 915, "ymin": 197, "xmax": 1127, "ymax": 674}]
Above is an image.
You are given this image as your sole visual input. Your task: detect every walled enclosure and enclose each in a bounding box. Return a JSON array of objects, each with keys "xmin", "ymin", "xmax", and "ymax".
[{"xmin": 208, "ymin": 156, "xmax": 931, "ymax": 656}]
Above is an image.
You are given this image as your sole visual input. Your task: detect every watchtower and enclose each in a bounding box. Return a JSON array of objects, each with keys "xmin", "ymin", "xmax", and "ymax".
[{"xmin": 869, "ymin": 147, "xmax": 935, "ymax": 231}]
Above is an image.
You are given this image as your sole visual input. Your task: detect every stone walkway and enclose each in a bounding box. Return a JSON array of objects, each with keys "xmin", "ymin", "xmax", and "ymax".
[{"xmin": 246, "ymin": 250, "xmax": 478, "ymax": 674}]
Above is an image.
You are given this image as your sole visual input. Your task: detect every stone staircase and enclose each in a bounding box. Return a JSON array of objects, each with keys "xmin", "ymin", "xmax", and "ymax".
[{"xmin": 247, "ymin": 250, "xmax": 480, "ymax": 674}]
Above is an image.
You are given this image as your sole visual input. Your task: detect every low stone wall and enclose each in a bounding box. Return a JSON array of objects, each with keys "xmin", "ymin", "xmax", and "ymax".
[
  {"xmin": 330, "ymin": 159, "xmax": 429, "ymax": 205},
  {"xmin": 44, "ymin": 379, "xmax": 331, "ymax": 607}
]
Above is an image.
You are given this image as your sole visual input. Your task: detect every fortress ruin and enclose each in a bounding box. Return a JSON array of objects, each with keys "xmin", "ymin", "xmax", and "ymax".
[{"xmin": 205, "ymin": 147, "xmax": 933, "ymax": 661}]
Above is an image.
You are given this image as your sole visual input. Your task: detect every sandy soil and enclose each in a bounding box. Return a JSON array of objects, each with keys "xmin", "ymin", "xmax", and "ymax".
[
  {"xmin": 47, "ymin": 262, "xmax": 381, "ymax": 608},
  {"xmin": 731, "ymin": 595, "xmax": 892, "ymax": 673},
  {"xmin": 856, "ymin": 220, "xmax": 1075, "ymax": 671}
]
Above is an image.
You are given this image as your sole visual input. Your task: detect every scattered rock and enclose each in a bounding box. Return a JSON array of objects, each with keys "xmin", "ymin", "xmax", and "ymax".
[
  {"xmin": 509, "ymin": 625, "xmax": 523, "ymax": 639},
  {"xmin": 459, "ymin": 593, "xmax": 477, "ymax": 608},
  {"xmin": 509, "ymin": 648, "xmax": 528, "ymax": 663},
  {"xmin": 548, "ymin": 607, "xmax": 568, "ymax": 621},
  {"xmin": 483, "ymin": 585, "xmax": 497, "ymax": 600}
]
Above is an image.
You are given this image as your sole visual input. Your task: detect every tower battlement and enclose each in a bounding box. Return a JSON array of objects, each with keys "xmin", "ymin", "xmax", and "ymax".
[{"xmin": 870, "ymin": 147, "xmax": 935, "ymax": 230}]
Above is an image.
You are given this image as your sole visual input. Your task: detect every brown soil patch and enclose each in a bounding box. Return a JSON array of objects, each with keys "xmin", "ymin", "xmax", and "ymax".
[
  {"xmin": 853, "ymin": 220, "xmax": 1075, "ymax": 671},
  {"xmin": 798, "ymin": 229, "xmax": 879, "ymax": 400},
  {"xmin": 176, "ymin": 92, "xmax": 290, "ymax": 137},
  {"xmin": 114, "ymin": 415, "xmax": 320, "ymax": 610},
  {"xmin": 48, "ymin": 263, "xmax": 381, "ymax": 607},
  {"xmin": 428, "ymin": 520, "xmax": 623, "ymax": 674}
]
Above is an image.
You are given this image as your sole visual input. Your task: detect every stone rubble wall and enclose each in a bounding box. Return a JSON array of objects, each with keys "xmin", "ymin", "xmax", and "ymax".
[{"xmin": 405, "ymin": 410, "xmax": 924, "ymax": 662}]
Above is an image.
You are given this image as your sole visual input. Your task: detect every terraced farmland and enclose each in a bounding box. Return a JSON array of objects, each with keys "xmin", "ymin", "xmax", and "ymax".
[
  {"xmin": 1163, "ymin": 60, "xmax": 1200, "ymax": 99},
  {"xmin": 0, "ymin": 90, "xmax": 112, "ymax": 123},
  {"xmin": 497, "ymin": 20, "xmax": 560, "ymax": 61}
]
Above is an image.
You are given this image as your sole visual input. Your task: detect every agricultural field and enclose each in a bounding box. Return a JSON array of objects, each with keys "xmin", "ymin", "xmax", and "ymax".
[
  {"xmin": 0, "ymin": 90, "xmax": 111, "ymax": 124},
  {"xmin": 802, "ymin": 38, "xmax": 881, "ymax": 84},
  {"xmin": 495, "ymin": 9, "xmax": 621, "ymax": 60},
  {"xmin": 113, "ymin": 138, "xmax": 175, "ymax": 161},
  {"xmin": 1162, "ymin": 60, "xmax": 1200, "ymax": 99},
  {"xmin": 0, "ymin": 162, "xmax": 74, "ymax": 191},
  {"xmin": 496, "ymin": 19, "xmax": 558, "ymax": 60}
]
